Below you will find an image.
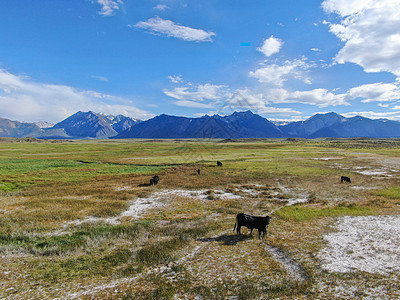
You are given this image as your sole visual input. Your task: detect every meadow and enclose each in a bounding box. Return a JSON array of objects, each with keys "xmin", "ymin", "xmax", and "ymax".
[{"xmin": 0, "ymin": 137, "xmax": 399, "ymax": 299}]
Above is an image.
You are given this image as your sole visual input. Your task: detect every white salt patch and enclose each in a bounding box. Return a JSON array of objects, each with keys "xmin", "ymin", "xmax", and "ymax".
[
  {"xmin": 318, "ymin": 215, "xmax": 400, "ymax": 275},
  {"xmin": 214, "ymin": 189, "xmax": 243, "ymax": 200},
  {"xmin": 328, "ymin": 163, "xmax": 350, "ymax": 170},
  {"xmin": 240, "ymin": 189, "xmax": 262, "ymax": 196},
  {"xmin": 350, "ymin": 186, "xmax": 377, "ymax": 190},
  {"xmin": 116, "ymin": 186, "xmax": 131, "ymax": 191},
  {"xmin": 313, "ymin": 157, "xmax": 342, "ymax": 161},
  {"xmin": 160, "ymin": 189, "xmax": 208, "ymax": 200},
  {"xmin": 356, "ymin": 170, "xmax": 392, "ymax": 176},
  {"xmin": 287, "ymin": 198, "xmax": 308, "ymax": 206},
  {"xmin": 59, "ymin": 192, "xmax": 168, "ymax": 229},
  {"xmin": 119, "ymin": 196, "xmax": 164, "ymax": 219},
  {"xmin": 57, "ymin": 188, "xmax": 250, "ymax": 233}
]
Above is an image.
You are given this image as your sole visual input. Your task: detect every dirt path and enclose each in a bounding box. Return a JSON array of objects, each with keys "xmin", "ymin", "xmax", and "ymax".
[{"xmin": 265, "ymin": 245, "xmax": 309, "ymax": 281}]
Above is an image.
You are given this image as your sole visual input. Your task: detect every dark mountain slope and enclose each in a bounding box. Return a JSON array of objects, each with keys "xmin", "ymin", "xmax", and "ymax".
[{"xmin": 114, "ymin": 111, "xmax": 284, "ymax": 138}]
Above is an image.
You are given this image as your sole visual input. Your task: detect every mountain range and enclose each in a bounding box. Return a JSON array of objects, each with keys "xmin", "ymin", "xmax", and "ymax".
[{"xmin": 1, "ymin": 110, "xmax": 400, "ymax": 139}]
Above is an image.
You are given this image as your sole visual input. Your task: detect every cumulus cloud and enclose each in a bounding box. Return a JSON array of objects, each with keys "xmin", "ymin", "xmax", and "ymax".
[
  {"xmin": 348, "ymin": 82, "xmax": 400, "ymax": 102},
  {"xmin": 164, "ymin": 83, "xmax": 228, "ymax": 102},
  {"xmin": 96, "ymin": 0, "xmax": 123, "ymax": 16},
  {"xmin": 264, "ymin": 82, "xmax": 400, "ymax": 107},
  {"xmin": 0, "ymin": 69, "xmax": 153, "ymax": 123},
  {"xmin": 322, "ymin": 0, "xmax": 400, "ymax": 77},
  {"xmin": 257, "ymin": 36, "xmax": 283, "ymax": 57},
  {"xmin": 227, "ymin": 89, "xmax": 301, "ymax": 116},
  {"xmin": 164, "ymin": 81, "xmax": 300, "ymax": 116},
  {"xmin": 249, "ymin": 58, "xmax": 313, "ymax": 86},
  {"xmin": 133, "ymin": 17, "xmax": 215, "ymax": 42},
  {"xmin": 267, "ymin": 88, "xmax": 349, "ymax": 107}
]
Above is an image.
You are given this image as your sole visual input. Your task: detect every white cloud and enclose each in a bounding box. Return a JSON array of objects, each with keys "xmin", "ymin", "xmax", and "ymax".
[
  {"xmin": 0, "ymin": 69, "xmax": 153, "ymax": 123},
  {"xmin": 168, "ymin": 75, "xmax": 183, "ymax": 83},
  {"xmin": 322, "ymin": 0, "xmax": 400, "ymax": 78},
  {"xmin": 154, "ymin": 4, "xmax": 168, "ymax": 11},
  {"xmin": 96, "ymin": 0, "xmax": 123, "ymax": 16},
  {"xmin": 224, "ymin": 89, "xmax": 301, "ymax": 116},
  {"xmin": 133, "ymin": 17, "xmax": 215, "ymax": 42},
  {"xmin": 257, "ymin": 36, "xmax": 283, "ymax": 57},
  {"xmin": 348, "ymin": 82, "xmax": 400, "ymax": 102},
  {"xmin": 322, "ymin": 0, "xmax": 374, "ymax": 16},
  {"xmin": 164, "ymin": 82, "xmax": 299, "ymax": 116},
  {"xmin": 267, "ymin": 88, "xmax": 349, "ymax": 107},
  {"xmin": 264, "ymin": 81, "xmax": 400, "ymax": 107},
  {"xmin": 249, "ymin": 58, "xmax": 313, "ymax": 86},
  {"xmin": 341, "ymin": 110, "xmax": 400, "ymax": 120},
  {"xmin": 164, "ymin": 83, "xmax": 228, "ymax": 102}
]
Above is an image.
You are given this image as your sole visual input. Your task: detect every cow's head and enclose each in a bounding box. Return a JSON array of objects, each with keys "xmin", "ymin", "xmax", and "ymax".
[{"xmin": 264, "ymin": 216, "xmax": 272, "ymax": 226}]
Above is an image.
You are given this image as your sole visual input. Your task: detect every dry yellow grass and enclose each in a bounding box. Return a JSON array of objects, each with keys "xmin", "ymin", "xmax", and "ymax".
[{"xmin": 0, "ymin": 138, "xmax": 399, "ymax": 299}]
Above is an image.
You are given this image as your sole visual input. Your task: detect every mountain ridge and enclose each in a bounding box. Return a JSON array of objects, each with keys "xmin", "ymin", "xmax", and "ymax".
[{"xmin": 1, "ymin": 111, "xmax": 400, "ymax": 139}]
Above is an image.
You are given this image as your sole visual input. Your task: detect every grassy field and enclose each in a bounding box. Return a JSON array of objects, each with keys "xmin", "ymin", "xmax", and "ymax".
[{"xmin": 0, "ymin": 137, "xmax": 399, "ymax": 299}]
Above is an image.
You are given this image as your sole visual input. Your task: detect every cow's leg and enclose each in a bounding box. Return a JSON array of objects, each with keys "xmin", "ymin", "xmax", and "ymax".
[
  {"xmin": 237, "ymin": 225, "xmax": 241, "ymax": 235},
  {"xmin": 250, "ymin": 228, "xmax": 253, "ymax": 235}
]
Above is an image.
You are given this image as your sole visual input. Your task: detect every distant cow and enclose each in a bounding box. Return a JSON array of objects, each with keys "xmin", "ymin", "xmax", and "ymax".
[
  {"xmin": 233, "ymin": 213, "xmax": 272, "ymax": 239},
  {"xmin": 150, "ymin": 175, "xmax": 159, "ymax": 185},
  {"xmin": 217, "ymin": 161, "xmax": 223, "ymax": 167},
  {"xmin": 197, "ymin": 169, "xmax": 201, "ymax": 175},
  {"xmin": 341, "ymin": 176, "xmax": 351, "ymax": 183}
]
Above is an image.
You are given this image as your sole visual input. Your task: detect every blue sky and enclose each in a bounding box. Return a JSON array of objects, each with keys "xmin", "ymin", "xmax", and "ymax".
[{"xmin": 1, "ymin": 0, "xmax": 400, "ymax": 123}]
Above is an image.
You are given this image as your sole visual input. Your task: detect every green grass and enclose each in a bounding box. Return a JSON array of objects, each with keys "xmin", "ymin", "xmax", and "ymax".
[
  {"xmin": 375, "ymin": 187, "xmax": 400, "ymax": 199},
  {"xmin": 274, "ymin": 203, "xmax": 375, "ymax": 221},
  {"xmin": 0, "ymin": 222, "xmax": 152, "ymax": 255},
  {"xmin": 0, "ymin": 181, "xmax": 30, "ymax": 192},
  {"xmin": 135, "ymin": 237, "xmax": 186, "ymax": 267}
]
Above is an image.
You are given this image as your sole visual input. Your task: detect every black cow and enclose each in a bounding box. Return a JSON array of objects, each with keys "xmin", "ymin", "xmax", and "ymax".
[
  {"xmin": 197, "ymin": 169, "xmax": 201, "ymax": 175},
  {"xmin": 233, "ymin": 213, "xmax": 272, "ymax": 239},
  {"xmin": 341, "ymin": 176, "xmax": 351, "ymax": 183},
  {"xmin": 217, "ymin": 161, "xmax": 223, "ymax": 167},
  {"xmin": 150, "ymin": 175, "xmax": 159, "ymax": 185}
]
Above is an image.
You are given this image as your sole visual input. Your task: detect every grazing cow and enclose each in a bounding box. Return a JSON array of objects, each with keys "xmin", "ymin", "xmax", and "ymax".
[
  {"xmin": 217, "ymin": 161, "xmax": 223, "ymax": 167},
  {"xmin": 341, "ymin": 176, "xmax": 351, "ymax": 183},
  {"xmin": 197, "ymin": 169, "xmax": 201, "ymax": 175},
  {"xmin": 150, "ymin": 175, "xmax": 159, "ymax": 186},
  {"xmin": 233, "ymin": 213, "xmax": 272, "ymax": 239}
]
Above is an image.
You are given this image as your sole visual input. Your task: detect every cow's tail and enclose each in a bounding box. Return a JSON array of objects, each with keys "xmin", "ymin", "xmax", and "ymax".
[{"xmin": 233, "ymin": 220, "xmax": 237, "ymax": 232}]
